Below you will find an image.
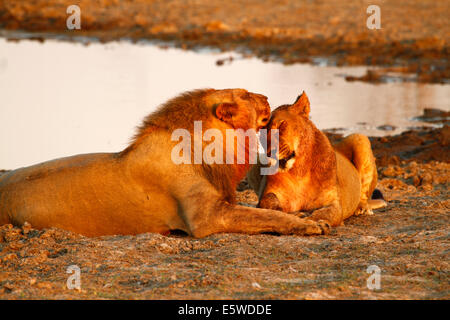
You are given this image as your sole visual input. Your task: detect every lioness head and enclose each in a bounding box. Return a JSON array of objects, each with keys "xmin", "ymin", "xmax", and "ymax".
[
  {"xmin": 256, "ymin": 91, "xmax": 338, "ymax": 212},
  {"xmin": 264, "ymin": 91, "xmax": 311, "ymax": 171}
]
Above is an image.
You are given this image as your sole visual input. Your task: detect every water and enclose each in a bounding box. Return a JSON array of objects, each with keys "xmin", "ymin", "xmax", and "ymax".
[{"xmin": 0, "ymin": 36, "xmax": 449, "ymax": 169}]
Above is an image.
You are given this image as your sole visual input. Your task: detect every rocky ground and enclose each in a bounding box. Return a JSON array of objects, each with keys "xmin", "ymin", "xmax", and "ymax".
[
  {"xmin": 0, "ymin": 0, "xmax": 449, "ymax": 83},
  {"xmin": 1, "ymin": 119, "xmax": 448, "ymax": 300}
]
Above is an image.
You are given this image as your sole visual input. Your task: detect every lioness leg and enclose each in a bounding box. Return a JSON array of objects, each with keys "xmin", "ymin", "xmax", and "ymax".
[
  {"xmin": 257, "ymin": 192, "xmax": 282, "ymax": 211},
  {"xmin": 334, "ymin": 134, "xmax": 379, "ymax": 214},
  {"xmin": 307, "ymin": 200, "xmax": 344, "ymax": 227}
]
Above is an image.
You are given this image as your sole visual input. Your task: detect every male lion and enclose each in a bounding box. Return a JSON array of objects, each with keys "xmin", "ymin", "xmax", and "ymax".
[
  {"xmin": 0, "ymin": 89, "xmax": 329, "ymax": 237},
  {"xmin": 248, "ymin": 92, "xmax": 386, "ymax": 228}
]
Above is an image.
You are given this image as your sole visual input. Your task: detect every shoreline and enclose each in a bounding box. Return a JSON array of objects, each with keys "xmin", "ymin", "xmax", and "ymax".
[{"xmin": 1, "ymin": 0, "xmax": 449, "ymax": 83}]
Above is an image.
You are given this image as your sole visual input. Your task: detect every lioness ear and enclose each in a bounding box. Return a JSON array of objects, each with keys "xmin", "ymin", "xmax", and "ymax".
[
  {"xmin": 291, "ymin": 91, "xmax": 310, "ymax": 117},
  {"xmin": 215, "ymin": 102, "xmax": 239, "ymax": 126}
]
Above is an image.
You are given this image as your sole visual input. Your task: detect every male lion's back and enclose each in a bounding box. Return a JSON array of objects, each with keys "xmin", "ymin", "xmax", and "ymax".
[{"xmin": 0, "ymin": 153, "xmax": 115, "ymax": 227}]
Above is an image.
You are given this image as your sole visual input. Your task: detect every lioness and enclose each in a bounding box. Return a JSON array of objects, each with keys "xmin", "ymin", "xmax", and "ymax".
[
  {"xmin": 248, "ymin": 92, "xmax": 386, "ymax": 228},
  {"xmin": 0, "ymin": 89, "xmax": 329, "ymax": 237}
]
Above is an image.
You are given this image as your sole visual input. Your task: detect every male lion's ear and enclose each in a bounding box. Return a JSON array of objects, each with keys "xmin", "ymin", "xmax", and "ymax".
[
  {"xmin": 291, "ymin": 91, "xmax": 310, "ymax": 117},
  {"xmin": 215, "ymin": 102, "xmax": 239, "ymax": 126}
]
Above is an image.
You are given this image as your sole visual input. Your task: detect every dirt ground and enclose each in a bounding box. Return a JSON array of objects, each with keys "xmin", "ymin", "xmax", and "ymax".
[
  {"xmin": 0, "ymin": 0, "xmax": 449, "ymax": 83},
  {"xmin": 1, "ymin": 117, "xmax": 449, "ymax": 299}
]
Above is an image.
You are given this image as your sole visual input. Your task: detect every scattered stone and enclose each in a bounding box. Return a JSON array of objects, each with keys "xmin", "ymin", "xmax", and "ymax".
[
  {"xmin": 36, "ymin": 282, "xmax": 53, "ymax": 289},
  {"xmin": 22, "ymin": 222, "xmax": 32, "ymax": 234},
  {"xmin": 1, "ymin": 253, "xmax": 18, "ymax": 262},
  {"xmin": 377, "ymin": 124, "xmax": 397, "ymax": 131}
]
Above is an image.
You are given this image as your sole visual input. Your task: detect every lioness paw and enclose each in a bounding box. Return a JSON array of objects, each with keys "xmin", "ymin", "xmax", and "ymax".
[
  {"xmin": 258, "ymin": 192, "xmax": 282, "ymax": 211},
  {"xmin": 355, "ymin": 202, "xmax": 374, "ymax": 216}
]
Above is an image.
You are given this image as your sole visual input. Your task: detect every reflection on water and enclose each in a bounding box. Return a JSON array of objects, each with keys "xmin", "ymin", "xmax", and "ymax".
[{"xmin": 0, "ymin": 37, "xmax": 448, "ymax": 169}]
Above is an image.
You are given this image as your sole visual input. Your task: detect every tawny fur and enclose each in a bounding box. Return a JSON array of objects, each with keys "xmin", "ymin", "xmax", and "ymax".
[
  {"xmin": 248, "ymin": 92, "xmax": 386, "ymax": 228},
  {"xmin": 0, "ymin": 89, "xmax": 330, "ymax": 237}
]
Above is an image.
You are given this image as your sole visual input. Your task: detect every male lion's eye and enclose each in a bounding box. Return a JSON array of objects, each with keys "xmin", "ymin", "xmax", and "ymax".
[{"xmin": 241, "ymin": 92, "xmax": 251, "ymax": 100}]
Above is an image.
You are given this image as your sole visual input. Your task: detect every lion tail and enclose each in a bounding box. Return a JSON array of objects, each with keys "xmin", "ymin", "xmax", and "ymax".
[{"xmin": 368, "ymin": 189, "xmax": 387, "ymax": 210}]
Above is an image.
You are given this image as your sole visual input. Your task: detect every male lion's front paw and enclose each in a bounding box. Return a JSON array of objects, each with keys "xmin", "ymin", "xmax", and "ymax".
[
  {"xmin": 317, "ymin": 220, "xmax": 331, "ymax": 235},
  {"xmin": 296, "ymin": 219, "xmax": 331, "ymax": 236}
]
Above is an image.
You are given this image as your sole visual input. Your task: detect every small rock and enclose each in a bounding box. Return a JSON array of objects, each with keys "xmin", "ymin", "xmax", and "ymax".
[
  {"xmin": 438, "ymin": 125, "xmax": 450, "ymax": 146},
  {"xmin": 1, "ymin": 253, "xmax": 18, "ymax": 262},
  {"xmin": 22, "ymin": 222, "xmax": 32, "ymax": 234},
  {"xmin": 420, "ymin": 184, "xmax": 433, "ymax": 191},
  {"xmin": 420, "ymin": 172, "xmax": 433, "ymax": 185},
  {"xmin": 36, "ymin": 282, "xmax": 52, "ymax": 289},
  {"xmin": 377, "ymin": 124, "xmax": 396, "ymax": 131},
  {"xmin": 8, "ymin": 241, "xmax": 25, "ymax": 251},
  {"xmin": 360, "ymin": 236, "xmax": 378, "ymax": 243},
  {"xmin": 382, "ymin": 166, "xmax": 398, "ymax": 177},
  {"xmin": 2, "ymin": 283, "xmax": 14, "ymax": 292},
  {"xmin": 204, "ymin": 21, "xmax": 230, "ymax": 32}
]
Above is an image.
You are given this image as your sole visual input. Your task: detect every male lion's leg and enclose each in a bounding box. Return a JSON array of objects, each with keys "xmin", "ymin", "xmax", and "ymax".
[
  {"xmin": 334, "ymin": 134, "xmax": 379, "ymax": 215},
  {"xmin": 176, "ymin": 187, "xmax": 330, "ymax": 238},
  {"xmin": 192, "ymin": 202, "xmax": 330, "ymax": 238},
  {"xmin": 213, "ymin": 204, "xmax": 330, "ymax": 235}
]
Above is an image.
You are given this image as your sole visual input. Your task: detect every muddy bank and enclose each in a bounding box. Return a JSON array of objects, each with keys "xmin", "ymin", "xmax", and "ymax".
[
  {"xmin": 1, "ymin": 0, "xmax": 449, "ymax": 83},
  {"xmin": 0, "ymin": 124, "xmax": 448, "ymax": 299},
  {"xmin": 332, "ymin": 126, "xmax": 450, "ymax": 166}
]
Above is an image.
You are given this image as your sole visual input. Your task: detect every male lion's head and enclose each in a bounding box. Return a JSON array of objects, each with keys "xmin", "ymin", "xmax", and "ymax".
[
  {"xmin": 199, "ymin": 89, "xmax": 272, "ymax": 201},
  {"xmin": 125, "ymin": 88, "xmax": 271, "ymax": 154},
  {"xmin": 205, "ymin": 88, "xmax": 271, "ymax": 131}
]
